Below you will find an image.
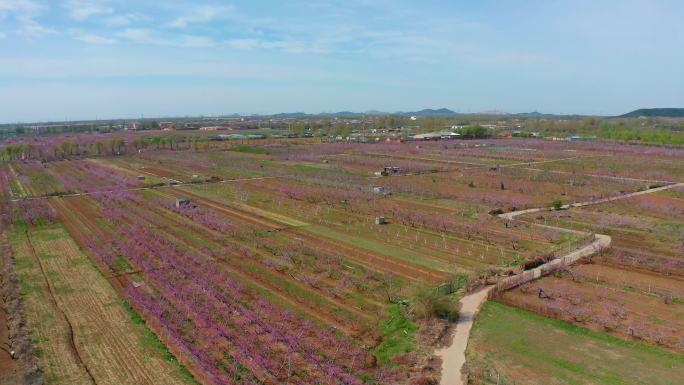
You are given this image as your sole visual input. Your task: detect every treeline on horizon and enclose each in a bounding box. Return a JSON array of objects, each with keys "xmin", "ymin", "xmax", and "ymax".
[
  {"xmin": 2, "ymin": 114, "xmax": 684, "ymax": 146},
  {"xmin": 524, "ymin": 117, "xmax": 684, "ymax": 145}
]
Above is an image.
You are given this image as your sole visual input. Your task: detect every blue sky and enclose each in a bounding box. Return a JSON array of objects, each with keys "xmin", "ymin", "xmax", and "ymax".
[{"xmin": 0, "ymin": 0, "xmax": 683, "ymax": 122}]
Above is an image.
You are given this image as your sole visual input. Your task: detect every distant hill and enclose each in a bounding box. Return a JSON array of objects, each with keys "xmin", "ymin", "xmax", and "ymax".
[
  {"xmin": 270, "ymin": 112, "xmax": 309, "ymax": 118},
  {"xmin": 619, "ymin": 108, "xmax": 684, "ymax": 118},
  {"xmin": 403, "ymin": 108, "xmax": 457, "ymax": 116},
  {"xmin": 269, "ymin": 108, "xmax": 460, "ymax": 117}
]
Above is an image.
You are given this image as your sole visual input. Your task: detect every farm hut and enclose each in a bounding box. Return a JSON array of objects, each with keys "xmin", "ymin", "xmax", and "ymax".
[
  {"xmin": 379, "ymin": 166, "xmax": 401, "ymax": 176},
  {"xmin": 175, "ymin": 198, "xmax": 191, "ymax": 208},
  {"xmin": 375, "ymin": 216, "xmax": 387, "ymax": 225},
  {"xmin": 372, "ymin": 186, "xmax": 385, "ymax": 194},
  {"xmin": 137, "ymin": 175, "xmax": 146, "ymax": 180}
]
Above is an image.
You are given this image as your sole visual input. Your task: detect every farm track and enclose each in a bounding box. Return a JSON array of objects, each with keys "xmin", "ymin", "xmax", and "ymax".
[
  {"xmin": 288, "ymin": 228, "xmax": 446, "ymax": 283},
  {"xmin": 364, "ymin": 152, "xmax": 492, "ymax": 168},
  {"xmin": 176, "ymin": 178, "xmax": 546, "ymax": 269},
  {"xmin": 437, "ymin": 181, "xmax": 684, "ymax": 385},
  {"xmin": 174, "ymin": 183, "xmax": 530, "ymax": 276},
  {"xmin": 9, "ymin": 175, "xmax": 277, "ymax": 202},
  {"xmin": 169, "ymin": 188, "xmax": 286, "ymax": 229},
  {"xmin": 364, "ymin": 151, "xmax": 675, "ymax": 186},
  {"xmin": 169, "ymin": 187, "xmax": 446, "ymax": 282},
  {"xmin": 499, "ymin": 182, "xmax": 684, "ymax": 221},
  {"xmin": 287, "ymin": 199, "xmax": 495, "ymax": 267},
  {"xmin": 364, "ymin": 152, "xmax": 592, "ymax": 171}
]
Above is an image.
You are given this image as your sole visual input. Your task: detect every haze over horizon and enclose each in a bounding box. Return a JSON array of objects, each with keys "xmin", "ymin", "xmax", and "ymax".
[{"xmin": 1, "ymin": 0, "xmax": 683, "ymax": 122}]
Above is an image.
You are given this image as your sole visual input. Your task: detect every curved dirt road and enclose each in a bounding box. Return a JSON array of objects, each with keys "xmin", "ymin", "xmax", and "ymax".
[
  {"xmin": 499, "ymin": 182, "xmax": 684, "ymax": 221},
  {"xmin": 437, "ymin": 182, "xmax": 683, "ymax": 385},
  {"xmin": 434, "ymin": 287, "xmax": 493, "ymax": 385}
]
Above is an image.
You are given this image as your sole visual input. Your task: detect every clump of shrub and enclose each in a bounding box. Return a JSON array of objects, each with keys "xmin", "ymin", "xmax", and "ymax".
[
  {"xmin": 440, "ymin": 273, "xmax": 471, "ymax": 295},
  {"xmin": 523, "ymin": 254, "xmax": 553, "ymax": 270},
  {"xmin": 551, "ymin": 198, "xmax": 563, "ymax": 210},
  {"xmin": 410, "ymin": 274, "xmax": 470, "ymax": 322}
]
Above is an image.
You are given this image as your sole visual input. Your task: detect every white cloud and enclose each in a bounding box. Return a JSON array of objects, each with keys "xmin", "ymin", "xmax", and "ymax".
[
  {"xmin": 62, "ymin": 0, "xmax": 113, "ymax": 21},
  {"xmin": 0, "ymin": 0, "xmax": 54, "ymax": 38},
  {"xmin": 103, "ymin": 12, "xmax": 147, "ymax": 27},
  {"xmin": 114, "ymin": 28, "xmax": 214, "ymax": 47},
  {"xmin": 115, "ymin": 28, "xmax": 156, "ymax": 43},
  {"xmin": 0, "ymin": 0, "xmax": 42, "ymax": 17},
  {"xmin": 224, "ymin": 38, "xmax": 260, "ymax": 50},
  {"xmin": 178, "ymin": 35, "xmax": 215, "ymax": 47},
  {"xmin": 17, "ymin": 20, "xmax": 54, "ymax": 37},
  {"xmin": 0, "ymin": 31, "xmax": 6, "ymax": 39},
  {"xmin": 167, "ymin": 5, "xmax": 233, "ymax": 28},
  {"xmin": 70, "ymin": 29, "xmax": 116, "ymax": 44}
]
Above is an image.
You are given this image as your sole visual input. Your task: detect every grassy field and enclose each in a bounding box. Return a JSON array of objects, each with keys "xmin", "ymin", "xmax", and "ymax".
[
  {"xmin": 466, "ymin": 301, "xmax": 684, "ymax": 385},
  {"xmin": 11, "ymin": 225, "xmax": 194, "ymax": 385}
]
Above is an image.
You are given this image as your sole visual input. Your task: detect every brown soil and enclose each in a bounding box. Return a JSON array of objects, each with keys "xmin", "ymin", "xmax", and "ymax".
[
  {"xmin": 499, "ymin": 264, "xmax": 684, "ymax": 352},
  {"xmin": 574, "ymin": 263, "xmax": 684, "ymax": 298}
]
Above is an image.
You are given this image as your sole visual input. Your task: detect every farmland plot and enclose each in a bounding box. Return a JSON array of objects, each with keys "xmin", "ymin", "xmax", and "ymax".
[
  {"xmin": 498, "ymin": 182, "xmax": 684, "ymax": 355},
  {"xmin": 465, "ymin": 302, "xmax": 684, "ymax": 385},
  {"xmin": 5, "ymin": 137, "xmax": 684, "ymax": 385},
  {"xmin": 10, "ymin": 225, "xmax": 193, "ymax": 385},
  {"xmin": 53, "ymin": 191, "xmax": 399, "ymax": 384}
]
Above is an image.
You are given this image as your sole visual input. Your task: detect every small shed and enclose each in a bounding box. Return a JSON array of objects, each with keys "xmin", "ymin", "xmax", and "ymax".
[
  {"xmin": 375, "ymin": 216, "xmax": 387, "ymax": 225},
  {"xmin": 372, "ymin": 186, "xmax": 385, "ymax": 194},
  {"xmin": 175, "ymin": 198, "xmax": 191, "ymax": 208},
  {"xmin": 378, "ymin": 167, "xmax": 400, "ymax": 176},
  {"xmin": 137, "ymin": 175, "xmax": 146, "ymax": 180}
]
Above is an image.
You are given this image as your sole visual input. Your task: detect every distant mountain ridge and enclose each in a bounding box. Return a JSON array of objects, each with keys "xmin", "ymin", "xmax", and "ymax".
[
  {"xmin": 403, "ymin": 108, "xmax": 457, "ymax": 116},
  {"xmin": 271, "ymin": 108, "xmax": 459, "ymax": 117},
  {"xmin": 619, "ymin": 108, "xmax": 684, "ymax": 118}
]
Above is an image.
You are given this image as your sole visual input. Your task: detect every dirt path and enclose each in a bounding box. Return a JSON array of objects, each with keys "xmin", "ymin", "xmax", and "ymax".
[
  {"xmin": 437, "ymin": 182, "xmax": 683, "ymax": 385},
  {"xmin": 9, "ymin": 175, "xmax": 276, "ymax": 202},
  {"xmin": 434, "ymin": 287, "xmax": 493, "ymax": 385},
  {"xmin": 499, "ymin": 182, "xmax": 684, "ymax": 221}
]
